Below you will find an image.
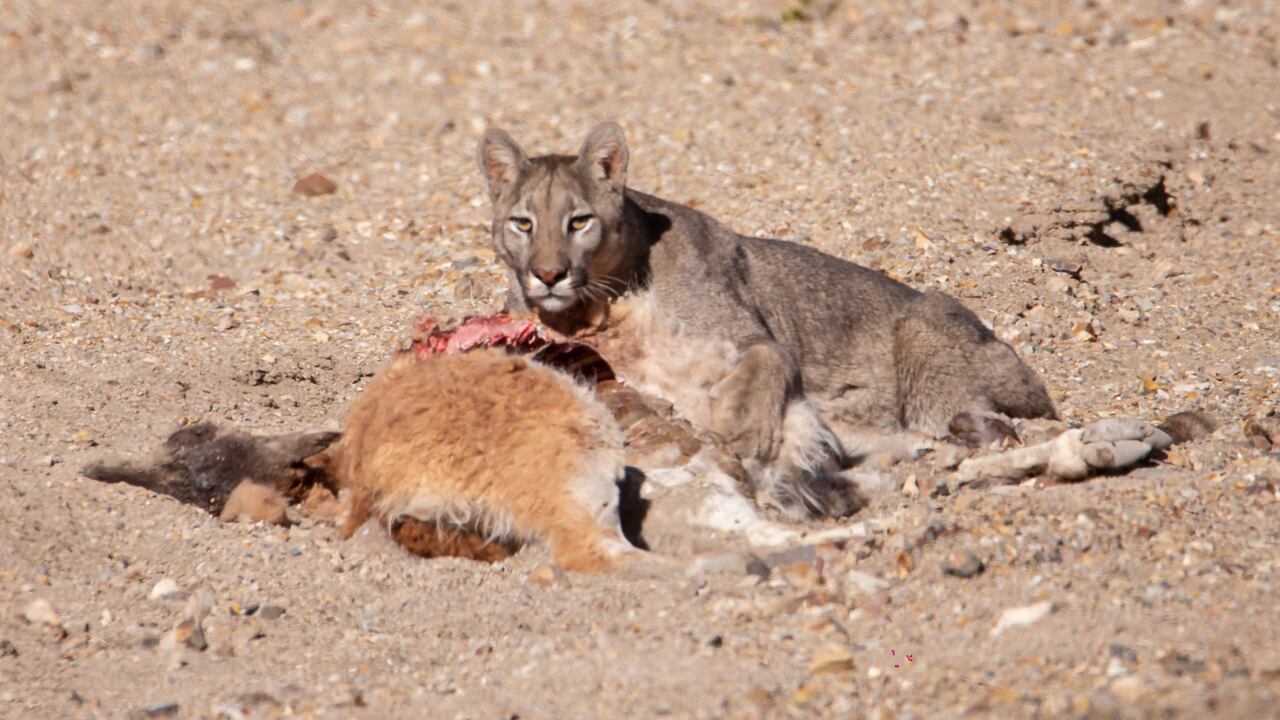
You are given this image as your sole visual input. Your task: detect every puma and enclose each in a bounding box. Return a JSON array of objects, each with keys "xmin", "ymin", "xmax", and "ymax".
[{"xmin": 477, "ymin": 122, "xmax": 1056, "ymax": 519}]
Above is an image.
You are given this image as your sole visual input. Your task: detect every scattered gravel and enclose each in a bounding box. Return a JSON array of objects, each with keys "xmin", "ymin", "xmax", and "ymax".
[{"xmin": 2, "ymin": 0, "xmax": 1278, "ymax": 718}]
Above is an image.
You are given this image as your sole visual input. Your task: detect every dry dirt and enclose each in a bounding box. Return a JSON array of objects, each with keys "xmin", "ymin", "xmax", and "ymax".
[{"xmin": 3, "ymin": 1, "xmax": 1280, "ymax": 718}]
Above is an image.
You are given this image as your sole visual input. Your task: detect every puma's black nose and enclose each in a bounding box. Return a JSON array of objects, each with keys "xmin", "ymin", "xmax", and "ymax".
[{"xmin": 532, "ymin": 266, "xmax": 568, "ymax": 286}]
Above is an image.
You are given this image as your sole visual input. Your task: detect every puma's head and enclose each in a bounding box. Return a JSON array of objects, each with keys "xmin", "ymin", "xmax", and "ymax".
[{"xmin": 477, "ymin": 122, "xmax": 631, "ymax": 314}]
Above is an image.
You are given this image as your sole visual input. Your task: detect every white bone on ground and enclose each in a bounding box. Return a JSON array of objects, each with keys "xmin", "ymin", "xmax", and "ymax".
[
  {"xmin": 956, "ymin": 440, "xmax": 1053, "ymax": 484},
  {"xmin": 991, "ymin": 600, "xmax": 1054, "ymax": 637},
  {"xmin": 1081, "ymin": 439, "xmax": 1153, "ymax": 470},
  {"xmin": 955, "ymin": 417, "xmax": 1171, "ymax": 485},
  {"xmin": 842, "ymin": 569, "xmax": 890, "ymax": 596},
  {"xmin": 1047, "ymin": 428, "xmax": 1090, "ymax": 480},
  {"xmin": 1081, "ymin": 418, "xmax": 1173, "ymax": 450}
]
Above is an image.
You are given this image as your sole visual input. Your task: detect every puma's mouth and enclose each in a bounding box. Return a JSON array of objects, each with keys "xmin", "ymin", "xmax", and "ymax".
[
  {"xmin": 531, "ymin": 294, "xmax": 575, "ymax": 313},
  {"xmin": 523, "ymin": 278, "xmax": 581, "ymax": 314}
]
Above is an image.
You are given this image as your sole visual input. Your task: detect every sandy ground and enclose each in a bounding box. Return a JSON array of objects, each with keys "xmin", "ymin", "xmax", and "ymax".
[{"xmin": 2, "ymin": 0, "xmax": 1280, "ymax": 717}]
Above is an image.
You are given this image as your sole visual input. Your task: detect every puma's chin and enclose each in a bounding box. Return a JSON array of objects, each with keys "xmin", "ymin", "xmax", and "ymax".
[{"xmin": 532, "ymin": 295, "xmax": 576, "ymax": 314}]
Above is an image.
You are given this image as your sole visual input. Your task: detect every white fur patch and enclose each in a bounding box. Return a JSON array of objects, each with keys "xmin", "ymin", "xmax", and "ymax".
[
  {"xmin": 559, "ymin": 368, "xmax": 629, "ymax": 542},
  {"xmin": 774, "ymin": 399, "xmax": 840, "ymax": 475},
  {"xmin": 646, "ymin": 451, "xmax": 883, "ymax": 548},
  {"xmin": 380, "ymin": 492, "xmax": 521, "ymax": 545},
  {"xmin": 745, "ymin": 399, "xmax": 842, "ymax": 511},
  {"xmin": 604, "ymin": 291, "xmax": 739, "ymax": 429}
]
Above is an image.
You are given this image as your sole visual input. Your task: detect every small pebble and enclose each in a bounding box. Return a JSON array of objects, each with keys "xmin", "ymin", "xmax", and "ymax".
[
  {"xmin": 208, "ymin": 275, "xmax": 236, "ymax": 291},
  {"xmin": 7, "ymin": 241, "xmax": 34, "ymax": 260},
  {"xmin": 173, "ymin": 617, "xmax": 207, "ymax": 652},
  {"xmin": 841, "ymin": 569, "xmax": 889, "ymax": 596},
  {"xmin": 809, "ymin": 645, "xmax": 856, "ymax": 675},
  {"xmin": 1043, "ymin": 256, "xmax": 1083, "ymax": 276},
  {"xmin": 22, "ymin": 599, "xmax": 60, "ymax": 627},
  {"xmin": 1045, "ymin": 275, "xmax": 1072, "ymax": 295},
  {"xmin": 128, "ymin": 702, "xmax": 180, "ymax": 719},
  {"xmin": 1109, "ymin": 675, "xmax": 1147, "ymax": 703},
  {"xmin": 256, "ymin": 605, "xmax": 285, "ymax": 621},
  {"xmin": 149, "ymin": 578, "xmax": 185, "ymax": 601},
  {"xmin": 942, "ymin": 549, "xmax": 985, "ymax": 578},
  {"xmin": 134, "ymin": 43, "xmax": 165, "ymax": 61},
  {"xmin": 293, "ymin": 173, "xmax": 337, "ymax": 197},
  {"xmin": 900, "ymin": 475, "xmax": 919, "ymax": 497},
  {"xmin": 991, "ymin": 601, "xmax": 1053, "ymax": 637},
  {"xmin": 1109, "ymin": 644, "xmax": 1138, "ymax": 664},
  {"xmin": 528, "ymin": 564, "xmax": 567, "ymax": 588}
]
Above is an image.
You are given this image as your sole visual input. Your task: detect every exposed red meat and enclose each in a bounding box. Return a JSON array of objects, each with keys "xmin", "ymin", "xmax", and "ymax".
[
  {"xmin": 405, "ymin": 313, "xmax": 614, "ymax": 383},
  {"xmin": 409, "ymin": 312, "xmax": 553, "ymax": 357}
]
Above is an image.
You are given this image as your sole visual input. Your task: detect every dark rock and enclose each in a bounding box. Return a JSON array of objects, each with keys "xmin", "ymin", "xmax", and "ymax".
[
  {"xmin": 1244, "ymin": 415, "xmax": 1280, "ymax": 449},
  {"xmin": 1043, "ymin": 256, "xmax": 1084, "ymax": 278},
  {"xmin": 1160, "ymin": 651, "xmax": 1206, "ymax": 677},
  {"xmin": 256, "ymin": 605, "xmax": 285, "ymax": 621},
  {"xmin": 128, "ymin": 702, "xmax": 179, "ymax": 719},
  {"xmin": 207, "ymin": 274, "xmax": 236, "ymax": 292},
  {"xmin": 1244, "ymin": 479, "xmax": 1276, "ymax": 496},
  {"xmin": 292, "ymin": 172, "xmax": 337, "ymax": 197},
  {"xmin": 214, "ymin": 692, "xmax": 282, "ymax": 719},
  {"xmin": 1109, "ymin": 644, "xmax": 1138, "ymax": 664}
]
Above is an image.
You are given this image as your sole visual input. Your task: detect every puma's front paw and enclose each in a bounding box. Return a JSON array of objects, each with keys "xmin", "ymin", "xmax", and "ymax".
[
  {"xmin": 709, "ymin": 351, "xmax": 787, "ymax": 462},
  {"xmin": 712, "ymin": 390, "xmax": 784, "ymax": 461}
]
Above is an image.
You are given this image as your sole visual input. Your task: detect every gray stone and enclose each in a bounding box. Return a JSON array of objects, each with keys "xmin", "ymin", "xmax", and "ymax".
[
  {"xmin": 256, "ymin": 605, "xmax": 285, "ymax": 621},
  {"xmin": 127, "ymin": 702, "xmax": 179, "ymax": 719},
  {"xmin": 1081, "ymin": 439, "xmax": 1153, "ymax": 470},
  {"xmin": 942, "ymin": 549, "xmax": 985, "ymax": 578}
]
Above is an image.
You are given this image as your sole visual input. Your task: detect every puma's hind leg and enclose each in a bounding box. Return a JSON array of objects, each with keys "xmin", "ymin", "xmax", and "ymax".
[{"xmin": 893, "ymin": 291, "xmax": 1056, "ymax": 438}]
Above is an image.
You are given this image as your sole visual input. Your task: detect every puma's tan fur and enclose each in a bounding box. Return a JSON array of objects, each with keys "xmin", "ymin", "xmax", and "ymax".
[{"xmin": 331, "ymin": 350, "xmax": 633, "ymax": 573}]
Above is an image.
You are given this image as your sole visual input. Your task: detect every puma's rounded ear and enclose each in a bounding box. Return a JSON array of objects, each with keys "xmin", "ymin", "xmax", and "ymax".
[
  {"xmin": 477, "ymin": 128, "xmax": 529, "ymax": 200},
  {"xmin": 577, "ymin": 122, "xmax": 628, "ymax": 194}
]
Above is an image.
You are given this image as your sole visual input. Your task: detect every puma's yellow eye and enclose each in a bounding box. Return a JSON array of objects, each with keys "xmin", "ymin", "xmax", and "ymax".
[
  {"xmin": 511, "ymin": 217, "xmax": 533, "ymax": 232},
  {"xmin": 569, "ymin": 215, "xmax": 593, "ymax": 231}
]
